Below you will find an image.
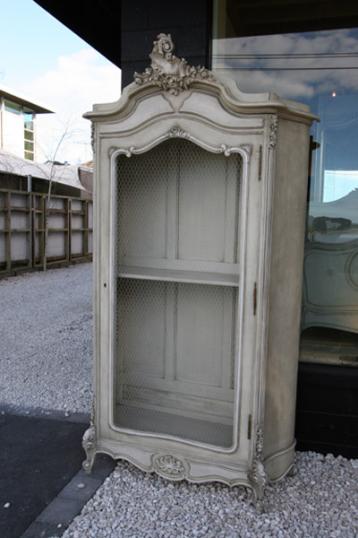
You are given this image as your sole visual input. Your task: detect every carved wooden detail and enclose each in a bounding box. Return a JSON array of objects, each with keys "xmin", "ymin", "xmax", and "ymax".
[
  {"xmin": 268, "ymin": 115, "xmax": 278, "ymax": 148},
  {"xmin": 84, "ymin": 34, "xmax": 316, "ymax": 506},
  {"xmin": 82, "ymin": 424, "xmax": 96, "ymax": 473},
  {"xmin": 134, "ymin": 33, "xmax": 214, "ymax": 95},
  {"xmin": 248, "ymin": 427, "xmax": 267, "ymax": 502},
  {"xmin": 152, "ymin": 454, "xmax": 187, "ymax": 480}
]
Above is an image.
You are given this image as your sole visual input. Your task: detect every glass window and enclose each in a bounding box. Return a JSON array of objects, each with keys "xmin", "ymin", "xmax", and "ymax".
[
  {"xmin": 24, "ymin": 130, "xmax": 34, "ymax": 141},
  {"xmin": 25, "ymin": 141, "xmax": 34, "ymax": 151},
  {"xmin": 4, "ymin": 99, "xmax": 22, "ymax": 114},
  {"xmin": 23, "ymin": 112, "xmax": 35, "ymax": 160},
  {"xmin": 24, "ymin": 112, "xmax": 34, "ymax": 131},
  {"xmin": 212, "ymin": 24, "xmax": 358, "ymax": 361}
]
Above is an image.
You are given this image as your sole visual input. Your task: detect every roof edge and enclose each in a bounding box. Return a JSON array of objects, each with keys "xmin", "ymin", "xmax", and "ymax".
[{"xmin": 0, "ymin": 84, "xmax": 53, "ymax": 114}]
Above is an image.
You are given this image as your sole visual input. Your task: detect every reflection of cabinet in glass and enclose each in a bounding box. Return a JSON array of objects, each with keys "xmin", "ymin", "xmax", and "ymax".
[
  {"xmin": 83, "ymin": 34, "xmax": 316, "ymax": 503},
  {"xmin": 303, "ymin": 191, "xmax": 358, "ymax": 334}
]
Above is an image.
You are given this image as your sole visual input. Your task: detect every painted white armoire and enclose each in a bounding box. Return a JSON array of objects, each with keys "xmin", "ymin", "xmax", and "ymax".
[{"xmin": 82, "ymin": 34, "xmax": 316, "ymax": 502}]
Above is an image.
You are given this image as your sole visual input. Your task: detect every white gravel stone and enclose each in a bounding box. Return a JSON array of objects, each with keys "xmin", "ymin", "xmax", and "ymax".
[
  {"xmin": 1, "ymin": 264, "xmax": 357, "ymax": 537},
  {"xmin": 0, "ymin": 264, "xmax": 92, "ymax": 414},
  {"xmin": 58, "ymin": 452, "xmax": 357, "ymax": 538}
]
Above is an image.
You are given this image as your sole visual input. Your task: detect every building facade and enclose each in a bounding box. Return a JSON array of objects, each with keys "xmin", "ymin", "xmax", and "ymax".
[{"xmin": 0, "ymin": 85, "xmax": 52, "ymax": 161}]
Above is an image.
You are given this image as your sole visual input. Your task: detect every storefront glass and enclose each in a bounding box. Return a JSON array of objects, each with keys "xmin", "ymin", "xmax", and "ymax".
[{"xmin": 212, "ymin": 25, "xmax": 358, "ymax": 361}]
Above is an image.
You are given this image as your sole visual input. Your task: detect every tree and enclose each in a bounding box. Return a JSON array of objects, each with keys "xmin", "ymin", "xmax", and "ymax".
[{"xmin": 35, "ymin": 118, "xmax": 90, "ymax": 270}]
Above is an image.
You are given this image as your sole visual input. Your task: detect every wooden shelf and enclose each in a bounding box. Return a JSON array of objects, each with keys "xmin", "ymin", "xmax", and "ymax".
[{"xmin": 118, "ymin": 265, "xmax": 239, "ymax": 287}]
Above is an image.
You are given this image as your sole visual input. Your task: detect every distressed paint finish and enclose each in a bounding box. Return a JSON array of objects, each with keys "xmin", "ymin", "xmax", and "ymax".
[{"xmin": 83, "ymin": 34, "xmax": 316, "ymax": 502}]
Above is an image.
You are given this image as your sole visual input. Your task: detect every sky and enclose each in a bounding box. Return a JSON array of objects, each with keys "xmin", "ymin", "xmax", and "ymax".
[
  {"xmin": 2, "ymin": 4, "xmax": 358, "ymax": 202},
  {"xmin": 214, "ymin": 28, "xmax": 358, "ymax": 203},
  {"xmin": 213, "ymin": 28, "xmax": 358, "ymax": 102},
  {"xmin": 0, "ymin": 0, "xmax": 122, "ymax": 164}
]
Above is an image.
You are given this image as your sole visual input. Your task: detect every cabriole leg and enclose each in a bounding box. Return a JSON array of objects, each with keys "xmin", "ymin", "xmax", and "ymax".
[{"xmin": 82, "ymin": 425, "xmax": 97, "ymax": 473}]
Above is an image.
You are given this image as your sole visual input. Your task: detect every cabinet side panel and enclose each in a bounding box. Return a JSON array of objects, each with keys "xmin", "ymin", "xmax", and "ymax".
[{"xmin": 264, "ymin": 119, "xmax": 311, "ymax": 476}]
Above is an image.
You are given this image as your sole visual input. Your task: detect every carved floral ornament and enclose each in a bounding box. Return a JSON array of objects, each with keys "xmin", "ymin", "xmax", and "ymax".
[
  {"xmin": 134, "ymin": 33, "xmax": 215, "ymax": 95},
  {"xmin": 152, "ymin": 454, "xmax": 187, "ymax": 479},
  {"xmin": 269, "ymin": 115, "xmax": 278, "ymax": 148},
  {"xmin": 248, "ymin": 426, "xmax": 267, "ymax": 502}
]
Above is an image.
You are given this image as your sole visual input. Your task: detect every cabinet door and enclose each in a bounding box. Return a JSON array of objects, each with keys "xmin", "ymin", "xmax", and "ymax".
[{"xmin": 114, "ymin": 139, "xmax": 242, "ymax": 448}]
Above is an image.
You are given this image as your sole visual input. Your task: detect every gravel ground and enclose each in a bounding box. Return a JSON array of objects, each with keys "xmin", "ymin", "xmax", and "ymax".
[
  {"xmin": 0, "ymin": 264, "xmax": 92, "ymax": 414},
  {"xmin": 59, "ymin": 453, "xmax": 357, "ymax": 538},
  {"xmin": 1, "ymin": 265, "xmax": 357, "ymax": 536}
]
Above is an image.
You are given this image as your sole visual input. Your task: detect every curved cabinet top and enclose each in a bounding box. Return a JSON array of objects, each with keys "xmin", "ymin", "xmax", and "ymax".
[{"xmin": 84, "ymin": 33, "xmax": 317, "ymax": 130}]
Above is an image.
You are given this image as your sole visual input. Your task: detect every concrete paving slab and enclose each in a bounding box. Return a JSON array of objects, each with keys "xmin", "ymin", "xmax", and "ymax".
[{"xmin": 0, "ymin": 413, "xmax": 87, "ymax": 538}]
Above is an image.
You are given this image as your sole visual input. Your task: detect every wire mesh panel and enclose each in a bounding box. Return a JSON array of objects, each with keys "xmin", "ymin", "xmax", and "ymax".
[{"xmin": 114, "ymin": 139, "xmax": 242, "ymax": 448}]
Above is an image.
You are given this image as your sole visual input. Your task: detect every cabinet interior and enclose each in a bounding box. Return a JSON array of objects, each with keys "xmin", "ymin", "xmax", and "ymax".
[{"xmin": 114, "ymin": 139, "xmax": 242, "ymax": 447}]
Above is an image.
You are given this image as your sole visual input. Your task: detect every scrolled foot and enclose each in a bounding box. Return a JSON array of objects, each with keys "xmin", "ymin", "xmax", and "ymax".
[
  {"xmin": 255, "ymin": 499, "xmax": 266, "ymax": 514},
  {"xmin": 248, "ymin": 426, "xmax": 267, "ymax": 511},
  {"xmin": 248, "ymin": 482, "xmax": 267, "ymax": 513},
  {"xmin": 287, "ymin": 463, "xmax": 297, "ymax": 478},
  {"xmin": 82, "ymin": 425, "xmax": 96, "ymax": 474}
]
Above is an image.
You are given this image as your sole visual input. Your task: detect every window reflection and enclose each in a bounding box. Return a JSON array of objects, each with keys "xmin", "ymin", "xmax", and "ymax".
[{"xmin": 212, "ymin": 28, "xmax": 358, "ymax": 338}]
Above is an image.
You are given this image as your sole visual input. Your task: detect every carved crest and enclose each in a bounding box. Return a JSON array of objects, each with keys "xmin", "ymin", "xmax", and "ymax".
[{"xmin": 134, "ymin": 33, "xmax": 214, "ymax": 95}]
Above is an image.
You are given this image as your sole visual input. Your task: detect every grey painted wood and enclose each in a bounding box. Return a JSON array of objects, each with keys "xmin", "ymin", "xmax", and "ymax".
[{"xmin": 84, "ymin": 34, "xmax": 316, "ymax": 501}]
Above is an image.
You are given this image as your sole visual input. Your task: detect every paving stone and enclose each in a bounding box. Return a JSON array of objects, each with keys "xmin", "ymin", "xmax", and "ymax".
[
  {"xmin": 59, "ymin": 474, "xmax": 102, "ymax": 503},
  {"xmin": 21, "ymin": 521, "xmax": 63, "ymax": 538},
  {"xmin": 90, "ymin": 453, "xmax": 116, "ymax": 480},
  {"xmin": 37, "ymin": 497, "xmax": 83, "ymax": 527},
  {"xmin": 0, "ymin": 414, "xmax": 87, "ymax": 538}
]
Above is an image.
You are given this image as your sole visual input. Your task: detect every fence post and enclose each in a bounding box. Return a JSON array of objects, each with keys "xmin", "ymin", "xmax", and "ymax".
[
  {"xmin": 29, "ymin": 192, "xmax": 35, "ymax": 268},
  {"xmin": 83, "ymin": 200, "xmax": 89, "ymax": 257},
  {"xmin": 5, "ymin": 192, "xmax": 11, "ymax": 273},
  {"xmin": 40, "ymin": 195, "xmax": 46, "ymax": 270},
  {"xmin": 68, "ymin": 198, "xmax": 72, "ymax": 263},
  {"xmin": 64, "ymin": 198, "xmax": 69, "ymax": 263}
]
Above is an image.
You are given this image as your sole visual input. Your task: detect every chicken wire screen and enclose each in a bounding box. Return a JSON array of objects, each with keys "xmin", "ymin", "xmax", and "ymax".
[{"xmin": 114, "ymin": 139, "xmax": 242, "ymax": 448}]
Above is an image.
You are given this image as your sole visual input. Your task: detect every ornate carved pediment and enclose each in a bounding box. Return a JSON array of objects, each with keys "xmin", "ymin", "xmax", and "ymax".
[{"xmin": 134, "ymin": 33, "xmax": 215, "ymax": 95}]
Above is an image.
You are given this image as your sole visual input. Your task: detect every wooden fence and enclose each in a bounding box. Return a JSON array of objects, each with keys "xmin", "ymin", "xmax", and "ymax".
[{"xmin": 0, "ymin": 188, "xmax": 93, "ymax": 277}]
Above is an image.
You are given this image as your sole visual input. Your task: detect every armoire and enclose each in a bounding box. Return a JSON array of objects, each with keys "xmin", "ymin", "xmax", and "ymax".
[{"xmin": 82, "ymin": 33, "xmax": 316, "ymax": 503}]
